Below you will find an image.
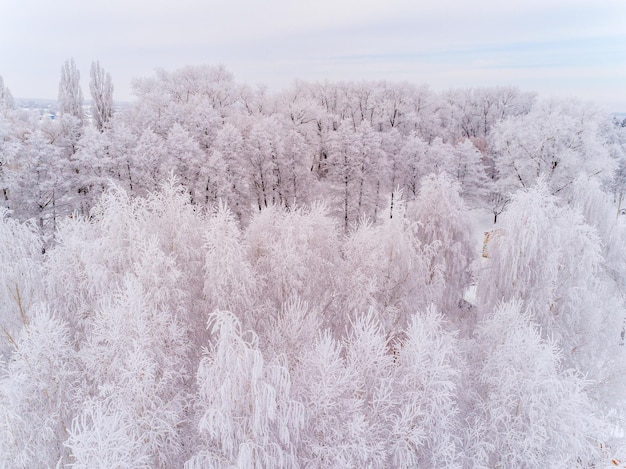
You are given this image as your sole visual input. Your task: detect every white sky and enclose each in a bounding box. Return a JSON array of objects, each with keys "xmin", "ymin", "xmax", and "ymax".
[{"xmin": 1, "ymin": 0, "xmax": 625, "ymax": 111}]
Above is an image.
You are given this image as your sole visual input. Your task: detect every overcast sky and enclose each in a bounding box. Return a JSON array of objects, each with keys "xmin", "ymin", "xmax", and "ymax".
[{"xmin": 2, "ymin": 0, "xmax": 625, "ymax": 110}]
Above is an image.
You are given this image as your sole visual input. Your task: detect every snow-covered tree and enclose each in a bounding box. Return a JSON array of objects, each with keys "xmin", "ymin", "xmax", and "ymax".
[
  {"xmin": 476, "ymin": 182, "xmax": 623, "ymax": 393},
  {"xmin": 0, "ymin": 209, "xmax": 42, "ymax": 358},
  {"xmin": 164, "ymin": 123, "xmax": 205, "ymax": 203},
  {"xmin": 65, "ymin": 400, "xmax": 151, "ymax": 469},
  {"xmin": 294, "ymin": 329, "xmax": 369, "ymax": 467},
  {"xmin": 491, "ymin": 98, "xmax": 616, "ymax": 196},
  {"xmin": 187, "ymin": 311, "xmax": 304, "ymax": 468},
  {"xmin": 58, "ymin": 58, "xmax": 84, "ymax": 125},
  {"xmin": 451, "ymin": 139, "xmax": 491, "ymax": 207},
  {"xmin": 73, "ymin": 274, "xmax": 190, "ymax": 468},
  {"xmin": 89, "ymin": 61, "xmax": 114, "ymax": 132},
  {"xmin": 338, "ymin": 210, "xmax": 438, "ymax": 334},
  {"xmin": 295, "ymin": 308, "xmax": 461, "ymax": 467},
  {"xmin": 391, "ymin": 307, "xmax": 461, "ymax": 468},
  {"xmin": 205, "ymin": 123, "xmax": 248, "ymax": 216},
  {"xmin": 407, "ymin": 173, "xmax": 475, "ymax": 316},
  {"xmin": 203, "ymin": 202, "xmax": 256, "ymax": 325},
  {"xmin": 0, "ymin": 309, "xmax": 79, "ymax": 468},
  {"xmin": 462, "ymin": 300, "xmax": 603, "ymax": 468},
  {"xmin": 0, "ymin": 116, "xmax": 21, "ymax": 209},
  {"xmin": 70, "ymin": 125, "xmax": 115, "ymax": 216},
  {"xmin": 279, "ymin": 127, "xmax": 315, "ymax": 207},
  {"xmin": 10, "ymin": 129, "xmax": 69, "ymax": 236},
  {"xmin": 244, "ymin": 203, "xmax": 340, "ymax": 315},
  {"xmin": 243, "ymin": 116, "xmax": 288, "ymax": 210},
  {"xmin": 397, "ymin": 133, "xmax": 429, "ymax": 198},
  {"xmin": 0, "ymin": 75, "xmax": 14, "ymax": 116},
  {"xmin": 326, "ymin": 120, "xmax": 384, "ymax": 230},
  {"xmin": 129, "ymin": 128, "xmax": 168, "ymax": 194},
  {"xmin": 128, "ymin": 64, "xmax": 237, "ymax": 139}
]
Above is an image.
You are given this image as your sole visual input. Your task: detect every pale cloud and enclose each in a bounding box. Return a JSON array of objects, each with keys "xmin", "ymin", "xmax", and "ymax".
[{"xmin": 1, "ymin": 0, "xmax": 625, "ymax": 110}]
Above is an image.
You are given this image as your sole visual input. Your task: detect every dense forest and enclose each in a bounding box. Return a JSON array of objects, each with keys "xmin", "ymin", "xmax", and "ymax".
[{"xmin": 1, "ymin": 60, "xmax": 626, "ymax": 468}]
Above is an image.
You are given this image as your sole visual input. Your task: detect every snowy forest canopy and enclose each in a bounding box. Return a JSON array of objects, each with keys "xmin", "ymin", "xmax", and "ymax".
[{"xmin": 1, "ymin": 61, "xmax": 626, "ymax": 468}]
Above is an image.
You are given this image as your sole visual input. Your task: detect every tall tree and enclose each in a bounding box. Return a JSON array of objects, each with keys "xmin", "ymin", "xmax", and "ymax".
[
  {"xmin": 243, "ymin": 116, "xmax": 286, "ymax": 210},
  {"xmin": 476, "ymin": 182, "xmax": 624, "ymax": 395},
  {"xmin": 163, "ymin": 123, "xmax": 205, "ymax": 203},
  {"xmin": 338, "ymin": 213, "xmax": 438, "ymax": 334},
  {"xmin": 58, "ymin": 58, "xmax": 84, "ymax": 124},
  {"xmin": 205, "ymin": 123, "xmax": 248, "ymax": 218},
  {"xmin": 11, "ymin": 129, "xmax": 67, "ymax": 236},
  {"xmin": 244, "ymin": 204, "xmax": 340, "ymax": 315},
  {"xmin": 462, "ymin": 301, "xmax": 602, "ymax": 468},
  {"xmin": 89, "ymin": 61, "xmax": 114, "ymax": 132},
  {"xmin": 0, "ymin": 209, "xmax": 43, "ymax": 358},
  {"xmin": 451, "ymin": 139, "xmax": 491, "ymax": 208},
  {"xmin": 74, "ymin": 275, "xmax": 190, "ymax": 468},
  {"xmin": 0, "ymin": 309, "xmax": 80, "ymax": 468},
  {"xmin": 0, "ymin": 114, "xmax": 21, "ymax": 208},
  {"xmin": 490, "ymin": 98, "xmax": 616, "ymax": 196},
  {"xmin": 57, "ymin": 59, "xmax": 85, "ymax": 159},
  {"xmin": 407, "ymin": 173, "xmax": 475, "ymax": 316},
  {"xmin": 188, "ymin": 311, "xmax": 304, "ymax": 468},
  {"xmin": 327, "ymin": 120, "xmax": 383, "ymax": 230},
  {"xmin": 0, "ymin": 75, "xmax": 14, "ymax": 116}
]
